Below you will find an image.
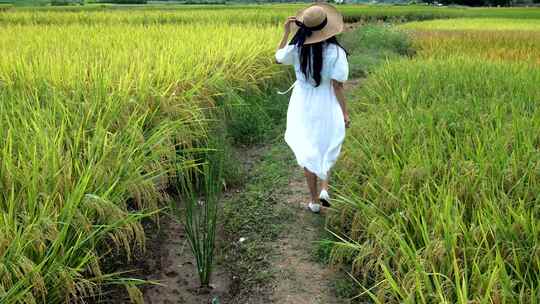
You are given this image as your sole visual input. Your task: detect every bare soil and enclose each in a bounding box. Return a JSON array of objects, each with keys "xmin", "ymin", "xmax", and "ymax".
[
  {"xmin": 142, "ymin": 213, "xmax": 231, "ymax": 304},
  {"xmin": 269, "ymin": 177, "xmax": 342, "ymax": 304}
]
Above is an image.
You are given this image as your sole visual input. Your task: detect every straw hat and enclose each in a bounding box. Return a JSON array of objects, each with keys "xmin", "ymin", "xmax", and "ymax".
[{"xmin": 290, "ymin": 3, "xmax": 344, "ymax": 46}]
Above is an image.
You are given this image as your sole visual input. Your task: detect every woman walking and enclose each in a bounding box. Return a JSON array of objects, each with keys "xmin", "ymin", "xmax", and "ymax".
[{"xmin": 275, "ymin": 3, "xmax": 349, "ymax": 213}]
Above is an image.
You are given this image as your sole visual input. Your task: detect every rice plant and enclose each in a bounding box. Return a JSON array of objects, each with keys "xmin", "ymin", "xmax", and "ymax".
[
  {"xmin": 3, "ymin": 4, "xmax": 540, "ymax": 303},
  {"xmin": 402, "ymin": 18, "xmax": 540, "ymax": 64},
  {"xmin": 0, "ymin": 13, "xmax": 282, "ymax": 304},
  {"xmin": 330, "ymin": 19, "xmax": 540, "ymax": 303},
  {"xmin": 1, "ymin": 5, "xmax": 540, "ymax": 26}
]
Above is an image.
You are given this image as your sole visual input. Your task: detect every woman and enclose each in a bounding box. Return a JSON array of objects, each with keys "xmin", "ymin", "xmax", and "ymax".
[{"xmin": 275, "ymin": 3, "xmax": 349, "ymax": 213}]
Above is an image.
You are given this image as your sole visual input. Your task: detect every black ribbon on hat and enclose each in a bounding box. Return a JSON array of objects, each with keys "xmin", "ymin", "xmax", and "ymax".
[{"xmin": 290, "ymin": 17, "xmax": 328, "ymax": 47}]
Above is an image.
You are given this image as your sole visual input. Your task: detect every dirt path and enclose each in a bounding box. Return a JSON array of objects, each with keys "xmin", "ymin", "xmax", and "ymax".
[
  {"xmin": 270, "ymin": 82, "xmax": 363, "ymax": 304},
  {"xmin": 218, "ymin": 142, "xmax": 343, "ymax": 304},
  {"xmin": 138, "ymin": 79, "xmax": 363, "ymax": 303},
  {"xmin": 140, "ymin": 148, "xmax": 337, "ymax": 304},
  {"xmin": 270, "ymin": 174, "xmax": 341, "ymax": 304},
  {"xmin": 139, "ymin": 81, "xmax": 361, "ymax": 303},
  {"xmin": 269, "ymin": 26, "xmax": 364, "ymax": 303},
  {"xmin": 136, "ymin": 22, "xmax": 363, "ymax": 304}
]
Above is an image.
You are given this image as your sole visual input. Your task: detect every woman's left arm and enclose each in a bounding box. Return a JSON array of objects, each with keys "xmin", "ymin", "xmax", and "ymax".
[{"xmin": 332, "ymin": 80, "xmax": 350, "ymax": 128}]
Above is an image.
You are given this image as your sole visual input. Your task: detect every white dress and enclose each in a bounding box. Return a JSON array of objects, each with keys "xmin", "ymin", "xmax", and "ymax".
[{"xmin": 275, "ymin": 43, "xmax": 349, "ymax": 181}]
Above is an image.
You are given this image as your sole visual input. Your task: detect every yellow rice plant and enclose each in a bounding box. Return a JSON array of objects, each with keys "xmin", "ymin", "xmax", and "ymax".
[
  {"xmin": 404, "ymin": 17, "xmax": 540, "ymax": 31},
  {"xmin": 0, "ymin": 8, "xmax": 293, "ymax": 25},
  {"xmin": 3, "ymin": 5, "xmax": 540, "ymax": 26},
  {"xmin": 0, "ymin": 20, "xmax": 282, "ymax": 303},
  {"xmin": 402, "ymin": 18, "xmax": 540, "ymax": 64},
  {"xmin": 330, "ymin": 18, "xmax": 540, "ymax": 303}
]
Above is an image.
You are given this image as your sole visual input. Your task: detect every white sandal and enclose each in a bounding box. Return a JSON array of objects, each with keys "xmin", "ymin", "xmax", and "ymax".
[
  {"xmin": 307, "ymin": 202, "xmax": 321, "ymax": 213},
  {"xmin": 319, "ymin": 190, "xmax": 331, "ymax": 207}
]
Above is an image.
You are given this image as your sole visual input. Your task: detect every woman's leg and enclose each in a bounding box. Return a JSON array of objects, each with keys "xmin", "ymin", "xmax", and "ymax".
[
  {"xmin": 304, "ymin": 168, "xmax": 318, "ymax": 203},
  {"xmin": 319, "ymin": 172, "xmax": 331, "ymax": 207},
  {"xmin": 321, "ymin": 170, "xmax": 330, "ymax": 192},
  {"xmin": 321, "ymin": 179, "xmax": 329, "ymax": 192}
]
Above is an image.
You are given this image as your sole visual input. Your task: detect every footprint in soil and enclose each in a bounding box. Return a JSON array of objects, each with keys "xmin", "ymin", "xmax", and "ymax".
[{"xmin": 165, "ymin": 269, "xmax": 178, "ymax": 277}]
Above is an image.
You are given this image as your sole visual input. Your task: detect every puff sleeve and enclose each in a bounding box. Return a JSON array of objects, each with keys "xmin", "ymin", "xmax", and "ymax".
[
  {"xmin": 330, "ymin": 46, "xmax": 349, "ymax": 83},
  {"xmin": 275, "ymin": 44, "xmax": 296, "ymax": 65}
]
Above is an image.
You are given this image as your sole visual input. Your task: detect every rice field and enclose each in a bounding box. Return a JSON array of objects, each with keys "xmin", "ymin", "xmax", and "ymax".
[
  {"xmin": 0, "ymin": 12, "xmax": 282, "ymax": 303},
  {"xmin": 403, "ymin": 18, "xmax": 540, "ymax": 63},
  {"xmin": 2, "ymin": 4, "xmax": 540, "ymax": 26},
  {"xmin": 2, "ymin": 3, "xmax": 540, "ymax": 304},
  {"xmin": 404, "ymin": 17, "xmax": 540, "ymax": 30},
  {"xmin": 332, "ymin": 18, "xmax": 540, "ymax": 303}
]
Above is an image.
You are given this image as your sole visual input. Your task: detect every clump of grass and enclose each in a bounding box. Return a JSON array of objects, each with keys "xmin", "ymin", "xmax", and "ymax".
[
  {"xmin": 176, "ymin": 160, "xmax": 222, "ymax": 289},
  {"xmin": 222, "ymin": 86, "xmax": 291, "ymax": 146},
  {"xmin": 341, "ymin": 24, "xmax": 415, "ymax": 77}
]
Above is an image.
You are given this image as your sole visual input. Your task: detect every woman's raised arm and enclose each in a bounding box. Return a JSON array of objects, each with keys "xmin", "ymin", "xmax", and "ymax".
[{"xmin": 277, "ymin": 16, "xmax": 296, "ymax": 50}]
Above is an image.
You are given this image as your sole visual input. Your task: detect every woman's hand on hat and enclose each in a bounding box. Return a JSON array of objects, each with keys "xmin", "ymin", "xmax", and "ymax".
[
  {"xmin": 284, "ymin": 16, "xmax": 296, "ymax": 33},
  {"xmin": 278, "ymin": 16, "xmax": 295, "ymax": 50}
]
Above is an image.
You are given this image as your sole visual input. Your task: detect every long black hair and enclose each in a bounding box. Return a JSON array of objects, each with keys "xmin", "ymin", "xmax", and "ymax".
[{"xmin": 289, "ymin": 35, "xmax": 348, "ymax": 87}]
